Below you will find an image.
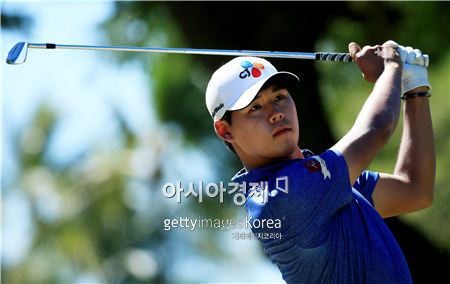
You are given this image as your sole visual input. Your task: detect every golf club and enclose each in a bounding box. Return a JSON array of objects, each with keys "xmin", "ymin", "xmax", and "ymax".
[{"xmin": 6, "ymin": 42, "xmax": 354, "ymax": 65}]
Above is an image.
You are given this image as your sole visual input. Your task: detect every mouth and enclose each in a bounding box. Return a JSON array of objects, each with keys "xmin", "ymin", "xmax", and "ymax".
[{"xmin": 273, "ymin": 126, "xmax": 292, "ymax": 137}]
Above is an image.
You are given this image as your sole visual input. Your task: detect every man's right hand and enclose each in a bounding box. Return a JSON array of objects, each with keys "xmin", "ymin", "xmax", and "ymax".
[{"xmin": 349, "ymin": 42, "xmax": 402, "ymax": 83}]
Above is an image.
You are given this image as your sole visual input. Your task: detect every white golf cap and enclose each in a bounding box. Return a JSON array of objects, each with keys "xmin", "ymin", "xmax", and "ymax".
[{"xmin": 205, "ymin": 56, "xmax": 299, "ymax": 121}]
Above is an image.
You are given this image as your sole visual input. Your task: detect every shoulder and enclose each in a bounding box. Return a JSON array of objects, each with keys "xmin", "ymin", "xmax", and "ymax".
[
  {"xmin": 232, "ymin": 149, "xmax": 348, "ymax": 184},
  {"xmin": 267, "ymin": 149, "xmax": 349, "ymax": 186}
]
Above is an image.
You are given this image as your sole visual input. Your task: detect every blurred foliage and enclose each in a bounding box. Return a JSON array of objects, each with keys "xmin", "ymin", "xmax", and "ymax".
[
  {"xmin": 100, "ymin": 3, "xmax": 210, "ymax": 142},
  {"xmin": 3, "ymin": 104, "xmax": 171, "ymax": 283},
  {"xmin": 316, "ymin": 2, "xmax": 450, "ymax": 62},
  {"xmin": 3, "ymin": 1, "xmax": 450, "ymax": 283},
  {"xmin": 1, "ymin": 10, "xmax": 32, "ymax": 33}
]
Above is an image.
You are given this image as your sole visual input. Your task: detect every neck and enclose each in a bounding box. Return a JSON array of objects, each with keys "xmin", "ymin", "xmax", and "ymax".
[{"xmin": 241, "ymin": 146, "xmax": 304, "ymax": 171}]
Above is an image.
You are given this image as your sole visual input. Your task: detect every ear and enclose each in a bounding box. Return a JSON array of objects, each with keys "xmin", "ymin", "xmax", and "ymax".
[{"xmin": 213, "ymin": 120, "xmax": 233, "ymax": 142}]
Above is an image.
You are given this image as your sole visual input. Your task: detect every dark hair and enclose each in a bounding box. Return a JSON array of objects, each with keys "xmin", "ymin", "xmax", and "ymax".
[{"xmin": 221, "ymin": 111, "xmax": 236, "ymax": 153}]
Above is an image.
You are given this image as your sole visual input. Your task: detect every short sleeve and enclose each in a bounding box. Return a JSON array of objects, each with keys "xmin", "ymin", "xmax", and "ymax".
[{"xmin": 352, "ymin": 171, "xmax": 380, "ymax": 206}]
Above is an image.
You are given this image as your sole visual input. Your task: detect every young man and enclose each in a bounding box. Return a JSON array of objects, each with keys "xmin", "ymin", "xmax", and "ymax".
[{"xmin": 205, "ymin": 41, "xmax": 435, "ymax": 283}]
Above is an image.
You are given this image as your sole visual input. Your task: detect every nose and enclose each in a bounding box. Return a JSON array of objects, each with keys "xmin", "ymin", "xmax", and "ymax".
[{"xmin": 269, "ymin": 109, "xmax": 285, "ymax": 123}]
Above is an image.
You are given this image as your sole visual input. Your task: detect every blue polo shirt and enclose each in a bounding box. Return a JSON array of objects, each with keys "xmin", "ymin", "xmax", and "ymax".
[{"xmin": 232, "ymin": 149, "xmax": 412, "ymax": 284}]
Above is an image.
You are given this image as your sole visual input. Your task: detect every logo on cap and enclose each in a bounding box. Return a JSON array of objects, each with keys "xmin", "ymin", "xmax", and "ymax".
[
  {"xmin": 239, "ymin": 61, "xmax": 265, "ymax": 79},
  {"xmin": 211, "ymin": 102, "xmax": 224, "ymax": 118}
]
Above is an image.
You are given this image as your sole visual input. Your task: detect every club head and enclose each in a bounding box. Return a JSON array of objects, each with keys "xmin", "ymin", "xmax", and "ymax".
[{"xmin": 6, "ymin": 42, "xmax": 28, "ymax": 65}]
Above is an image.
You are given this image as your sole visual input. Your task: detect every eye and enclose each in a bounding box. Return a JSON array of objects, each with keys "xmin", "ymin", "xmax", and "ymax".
[
  {"xmin": 275, "ymin": 94, "xmax": 286, "ymax": 102},
  {"xmin": 249, "ymin": 104, "xmax": 261, "ymax": 112}
]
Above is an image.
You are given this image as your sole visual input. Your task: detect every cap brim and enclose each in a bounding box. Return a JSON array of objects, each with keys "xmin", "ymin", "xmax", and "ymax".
[{"xmin": 228, "ymin": 72, "xmax": 299, "ymax": 111}]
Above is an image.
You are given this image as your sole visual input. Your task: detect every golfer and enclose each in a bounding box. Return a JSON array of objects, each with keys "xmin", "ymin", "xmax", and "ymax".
[{"xmin": 205, "ymin": 41, "xmax": 435, "ymax": 283}]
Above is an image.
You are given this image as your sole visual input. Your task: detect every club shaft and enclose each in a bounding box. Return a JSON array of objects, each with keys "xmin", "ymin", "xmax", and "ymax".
[{"xmin": 27, "ymin": 43, "xmax": 352, "ymax": 62}]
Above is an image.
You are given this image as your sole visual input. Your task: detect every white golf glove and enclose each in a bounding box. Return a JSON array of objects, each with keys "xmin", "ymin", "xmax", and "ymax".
[
  {"xmin": 383, "ymin": 40, "xmax": 431, "ymax": 93},
  {"xmin": 402, "ymin": 63, "xmax": 431, "ymax": 94},
  {"xmin": 383, "ymin": 40, "xmax": 429, "ymax": 67}
]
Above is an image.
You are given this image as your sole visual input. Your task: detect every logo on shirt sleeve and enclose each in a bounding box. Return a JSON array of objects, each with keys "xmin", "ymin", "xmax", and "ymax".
[
  {"xmin": 304, "ymin": 159, "xmax": 321, "ymax": 173},
  {"xmin": 304, "ymin": 156, "xmax": 331, "ymax": 180}
]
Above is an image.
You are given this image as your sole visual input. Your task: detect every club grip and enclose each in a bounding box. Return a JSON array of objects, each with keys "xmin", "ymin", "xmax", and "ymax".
[{"xmin": 316, "ymin": 52, "xmax": 352, "ymax": 62}]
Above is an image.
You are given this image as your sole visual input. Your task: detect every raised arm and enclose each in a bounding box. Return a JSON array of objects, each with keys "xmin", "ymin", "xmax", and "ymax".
[
  {"xmin": 373, "ymin": 85, "xmax": 435, "ymax": 218},
  {"xmin": 332, "ymin": 42, "xmax": 403, "ymax": 185}
]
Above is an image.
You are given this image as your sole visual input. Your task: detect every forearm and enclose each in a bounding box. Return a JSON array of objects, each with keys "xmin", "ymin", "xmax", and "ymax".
[
  {"xmin": 353, "ymin": 63, "xmax": 402, "ymax": 141},
  {"xmin": 394, "ymin": 87, "xmax": 435, "ymax": 201},
  {"xmin": 335, "ymin": 62, "xmax": 402, "ymax": 184}
]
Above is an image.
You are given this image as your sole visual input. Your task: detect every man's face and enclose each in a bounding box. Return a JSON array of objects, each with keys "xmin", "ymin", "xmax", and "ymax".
[{"xmin": 228, "ymin": 85, "xmax": 300, "ymax": 163}]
